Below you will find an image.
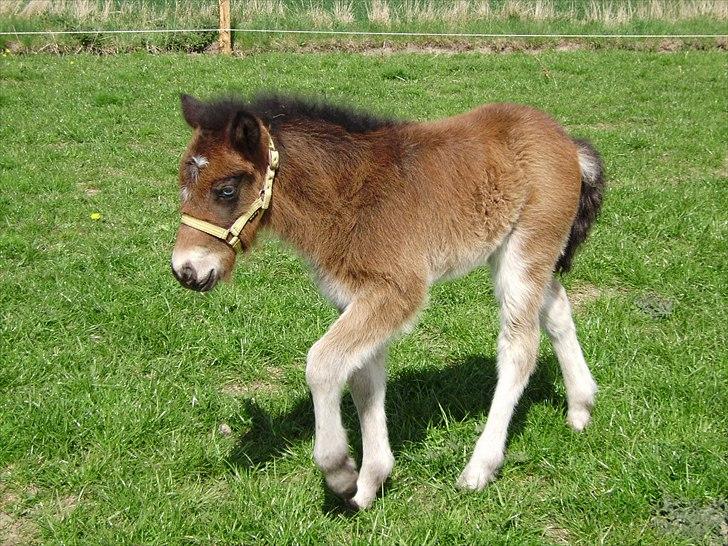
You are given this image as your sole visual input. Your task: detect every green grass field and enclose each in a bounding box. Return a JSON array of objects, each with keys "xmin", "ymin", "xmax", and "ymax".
[{"xmin": 1, "ymin": 49, "xmax": 727, "ymax": 544}]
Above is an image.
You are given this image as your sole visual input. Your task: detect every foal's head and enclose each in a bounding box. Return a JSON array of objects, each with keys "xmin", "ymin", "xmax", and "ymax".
[{"xmin": 171, "ymin": 95, "xmax": 274, "ymax": 292}]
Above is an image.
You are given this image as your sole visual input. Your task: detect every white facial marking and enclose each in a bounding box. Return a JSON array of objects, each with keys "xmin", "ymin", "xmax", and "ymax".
[
  {"xmin": 180, "ymin": 186, "xmax": 190, "ymax": 203},
  {"xmin": 192, "ymin": 155, "xmax": 209, "ymax": 169},
  {"xmin": 185, "ymin": 155, "xmax": 209, "ymax": 187},
  {"xmin": 172, "ymin": 246, "xmax": 223, "ymax": 283}
]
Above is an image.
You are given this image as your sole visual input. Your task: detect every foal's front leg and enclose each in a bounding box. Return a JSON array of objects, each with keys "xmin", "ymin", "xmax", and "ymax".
[
  {"xmin": 347, "ymin": 347, "xmax": 394, "ymax": 509},
  {"xmin": 306, "ymin": 286, "xmax": 423, "ymax": 503}
]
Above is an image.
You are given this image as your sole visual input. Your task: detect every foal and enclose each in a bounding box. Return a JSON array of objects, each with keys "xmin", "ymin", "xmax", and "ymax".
[{"xmin": 171, "ymin": 94, "xmax": 604, "ymax": 509}]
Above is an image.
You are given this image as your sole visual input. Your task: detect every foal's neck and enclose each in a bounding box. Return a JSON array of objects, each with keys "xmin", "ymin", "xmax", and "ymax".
[{"xmin": 264, "ymin": 123, "xmax": 395, "ymax": 261}]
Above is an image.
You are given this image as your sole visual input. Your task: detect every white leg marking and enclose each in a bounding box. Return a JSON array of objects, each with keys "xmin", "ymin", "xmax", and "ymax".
[
  {"xmin": 348, "ymin": 348, "xmax": 394, "ymax": 509},
  {"xmin": 306, "ymin": 306, "xmax": 383, "ymax": 499},
  {"xmin": 457, "ymin": 233, "xmax": 542, "ymax": 491},
  {"xmin": 540, "ymin": 279, "xmax": 597, "ymax": 431}
]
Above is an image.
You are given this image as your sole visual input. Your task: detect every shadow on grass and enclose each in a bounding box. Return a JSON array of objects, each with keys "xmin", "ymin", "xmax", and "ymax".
[{"xmin": 226, "ymin": 352, "xmax": 563, "ymax": 473}]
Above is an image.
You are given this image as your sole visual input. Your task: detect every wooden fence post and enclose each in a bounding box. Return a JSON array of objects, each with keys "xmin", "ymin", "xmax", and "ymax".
[{"xmin": 219, "ymin": 0, "xmax": 232, "ymax": 54}]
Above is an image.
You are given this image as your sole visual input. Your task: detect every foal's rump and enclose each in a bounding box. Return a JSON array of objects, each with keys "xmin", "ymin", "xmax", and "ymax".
[
  {"xmin": 415, "ymin": 103, "xmax": 604, "ymax": 279},
  {"xmin": 471, "ymin": 103, "xmax": 604, "ymax": 273}
]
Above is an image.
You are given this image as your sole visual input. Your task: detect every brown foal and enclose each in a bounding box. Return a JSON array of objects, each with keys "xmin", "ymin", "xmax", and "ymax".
[{"xmin": 171, "ymin": 94, "xmax": 605, "ymax": 509}]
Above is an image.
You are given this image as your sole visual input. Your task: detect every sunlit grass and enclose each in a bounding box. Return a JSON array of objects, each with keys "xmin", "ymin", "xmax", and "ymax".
[{"xmin": 0, "ymin": 49, "xmax": 726, "ymax": 544}]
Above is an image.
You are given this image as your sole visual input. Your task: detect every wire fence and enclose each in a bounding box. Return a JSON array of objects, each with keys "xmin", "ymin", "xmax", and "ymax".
[{"xmin": 0, "ymin": 28, "xmax": 725, "ymax": 38}]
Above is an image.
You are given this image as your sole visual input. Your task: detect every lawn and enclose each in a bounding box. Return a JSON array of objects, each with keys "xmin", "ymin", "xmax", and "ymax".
[{"xmin": 0, "ymin": 49, "xmax": 726, "ymax": 544}]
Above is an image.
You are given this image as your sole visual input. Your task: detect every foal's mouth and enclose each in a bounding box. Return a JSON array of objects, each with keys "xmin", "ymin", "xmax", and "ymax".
[{"xmin": 196, "ymin": 270, "xmax": 218, "ymax": 292}]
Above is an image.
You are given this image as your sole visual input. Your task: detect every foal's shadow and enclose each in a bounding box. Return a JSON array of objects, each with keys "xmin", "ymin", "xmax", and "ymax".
[{"xmin": 226, "ymin": 354, "xmax": 562, "ymax": 510}]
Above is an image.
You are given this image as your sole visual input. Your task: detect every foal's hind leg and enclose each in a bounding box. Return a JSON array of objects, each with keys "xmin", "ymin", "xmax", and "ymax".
[
  {"xmin": 539, "ymin": 279, "xmax": 597, "ymax": 431},
  {"xmin": 457, "ymin": 232, "xmax": 550, "ymax": 491},
  {"xmin": 347, "ymin": 346, "xmax": 394, "ymax": 509}
]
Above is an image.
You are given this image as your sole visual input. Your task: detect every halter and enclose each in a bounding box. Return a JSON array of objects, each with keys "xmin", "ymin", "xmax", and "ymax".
[{"xmin": 180, "ymin": 138, "xmax": 279, "ymax": 252}]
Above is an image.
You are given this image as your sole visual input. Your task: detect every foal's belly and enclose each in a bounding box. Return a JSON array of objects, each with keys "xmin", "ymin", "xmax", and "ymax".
[{"xmin": 428, "ymin": 240, "xmax": 499, "ymax": 284}]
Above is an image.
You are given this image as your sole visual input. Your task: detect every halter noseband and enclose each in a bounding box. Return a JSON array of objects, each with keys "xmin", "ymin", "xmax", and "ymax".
[{"xmin": 180, "ymin": 137, "xmax": 279, "ymax": 252}]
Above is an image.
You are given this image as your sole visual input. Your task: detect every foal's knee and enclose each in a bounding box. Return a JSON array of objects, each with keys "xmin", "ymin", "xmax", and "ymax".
[{"xmin": 305, "ymin": 338, "xmax": 343, "ymax": 390}]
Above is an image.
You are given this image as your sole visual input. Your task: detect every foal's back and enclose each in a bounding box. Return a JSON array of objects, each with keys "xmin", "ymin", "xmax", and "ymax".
[{"xmin": 391, "ymin": 103, "xmax": 582, "ymax": 282}]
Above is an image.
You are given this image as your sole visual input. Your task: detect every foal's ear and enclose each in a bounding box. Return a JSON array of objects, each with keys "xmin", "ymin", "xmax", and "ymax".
[
  {"xmin": 180, "ymin": 94, "xmax": 203, "ymax": 128},
  {"xmin": 230, "ymin": 111, "xmax": 262, "ymax": 156}
]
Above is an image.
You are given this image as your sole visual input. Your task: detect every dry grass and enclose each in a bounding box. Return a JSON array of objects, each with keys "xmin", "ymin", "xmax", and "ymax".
[
  {"xmin": 367, "ymin": 0, "xmax": 392, "ymax": 26},
  {"xmin": 2, "ymin": 0, "xmax": 727, "ymax": 25},
  {"xmin": 299, "ymin": 0, "xmax": 353, "ymax": 26},
  {"xmin": 587, "ymin": 0, "xmax": 728, "ymax": 25},
  {"xmin": 401, "ymin": 1, "xmax": 438, "ymax": 23},
  {"xmin": 302, "ymin": 1, "xmax": 331, "ymax": 26},
  {"xmin": 331, "ymin": 1, "xmax": 354, "ymax": 24},
  {"xmin": 238, "ymin": 0, "xmax": 285, "ymax": 19},
  {"xmin": 500, "ymin": 0, "xmax": 556, "ymax": 21},
  {"xmin": 442, "ymin": 1, "xmax": 471, "ymax": 23}
]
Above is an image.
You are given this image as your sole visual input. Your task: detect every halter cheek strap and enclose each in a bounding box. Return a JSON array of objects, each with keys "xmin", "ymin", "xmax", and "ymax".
[{"xmin": 180, "ymin": 137, "xmax": 279, "ymax": 252}]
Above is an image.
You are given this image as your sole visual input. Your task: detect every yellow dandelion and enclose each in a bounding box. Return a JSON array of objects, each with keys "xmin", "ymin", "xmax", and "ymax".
[{"xmin": 90, "ymin": 212, "xmax": 102, "ymax": 220}]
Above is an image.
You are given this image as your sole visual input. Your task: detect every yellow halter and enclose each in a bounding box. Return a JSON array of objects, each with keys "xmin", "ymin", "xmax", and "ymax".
[{"xmin": 180, "ymin": 138, "xmax": 279, "ymax": 252}]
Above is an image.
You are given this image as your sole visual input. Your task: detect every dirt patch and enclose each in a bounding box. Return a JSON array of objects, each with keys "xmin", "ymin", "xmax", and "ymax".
[
  {"xmin": 55, "ymin": 495, "xmax": 78, "ymax": 520},
  {"xmin": 5, "ymin": 37, "xmax": 726, "ymax": 56},
  {"xmin": 220, "ymin": 382, "xmax": 249, "ymax": 397},
  {"xmin": 0, "ymin": 487, "xmax": 39, "ymax": 546},
  {"xmin": 543, "ymin": 523, "xmax": 571, "ymax": 545},
  {"xmin": 652, "ymin": 499, "xmax": 727, "ymax": 545},
  {"xmin": 1, "ymin": 491, "xmax": 20, "ymax": 509},
  {"xmin": 221, "ymin": 368, "xmax": 284, "ymax": 397},
  {"xmin": 568, "ymin": 282, "xmax": 604, "ymax": 310},
  {"xmin": 0, "ymin": 512, "xmax": 37, "ymax": 546},
  {"xmin": 0, "ymin": 484, "xmax": 81, "ymax": 544},
  {"xmin": 719, "ymin": 154, "xmax": 728, "ymax": 179},
  {"xmin": 658, "ymin": 39, "xmax": 684, "ymax": 52},
  {"xmin": 568, "ymin": 283, "xmax": 628, "ymax": 311}
]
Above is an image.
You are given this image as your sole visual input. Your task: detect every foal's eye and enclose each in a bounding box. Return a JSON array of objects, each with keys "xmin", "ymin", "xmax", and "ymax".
[{"xmin": 217, "ymin": 185, "xmax": 237, "ymax": 199}]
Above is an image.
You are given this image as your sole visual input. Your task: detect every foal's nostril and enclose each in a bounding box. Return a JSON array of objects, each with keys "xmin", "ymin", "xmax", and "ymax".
[
  {"xmin": 180, "ymin": 264, "xmax": 195, "ymax": 284},
  {"xmin": 172, "ymin": 262, "xmax": 197, "ymax": 287}
]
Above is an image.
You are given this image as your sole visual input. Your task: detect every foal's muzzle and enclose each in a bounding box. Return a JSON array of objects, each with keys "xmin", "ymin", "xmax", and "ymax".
[{"xmin": 171, "ymin": 262, "xmax": 218, "ymax": 292}]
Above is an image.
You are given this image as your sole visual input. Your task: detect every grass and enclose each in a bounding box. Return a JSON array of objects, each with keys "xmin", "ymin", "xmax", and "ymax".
[
  {"xmin": 0, "ymin": 49, "xmax": 727, "ymax": 544},
  {"xmin": 0, "ymin": 0, "xmax": 727, "ymax": 52}
]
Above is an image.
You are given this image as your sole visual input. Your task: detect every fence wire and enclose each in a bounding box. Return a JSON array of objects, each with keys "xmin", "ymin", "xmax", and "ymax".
[{"xmin": 1, "ymin": 28, "xmax": 725, "ymax": 38}]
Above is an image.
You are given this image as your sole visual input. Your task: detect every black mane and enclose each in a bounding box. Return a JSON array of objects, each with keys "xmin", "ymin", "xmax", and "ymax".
[
  {"xmin": 250, "ymin": 94, "xmax": 401, "ymax": 133},
  {"xmin": 192, "ymin": 94, "xmax": 401, "ymax": 134}
]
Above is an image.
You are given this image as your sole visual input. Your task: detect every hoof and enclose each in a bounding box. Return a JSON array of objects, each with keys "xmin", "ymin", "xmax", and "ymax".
[
  {"xmin": 567, "ymin": 407, "xmax": 592, "ymax": 432},
  {"xmin": 324, "ymin": 459, "xmax": 359, "ymax": 500},
  {"xmin": 344, "ymin": 497, "xmax": 361, "ymax": 511},
  {"xmin": 456, "ymin": 464, "xmax": 495, "ymax": 491}
]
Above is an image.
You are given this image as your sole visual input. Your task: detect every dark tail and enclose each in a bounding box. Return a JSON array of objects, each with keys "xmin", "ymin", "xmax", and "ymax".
[{"xmin": 555, "ymin": 139, "xmax": 605, "ymax": 274}]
